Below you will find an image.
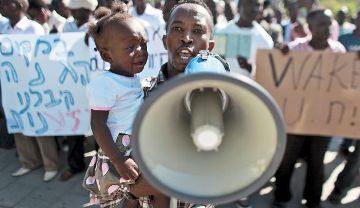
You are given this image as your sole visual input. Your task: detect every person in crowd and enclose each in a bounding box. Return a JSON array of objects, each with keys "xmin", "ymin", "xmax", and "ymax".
[
  {"xmin": 283, "ymin": 0, "xmax": 308, "ymax": 43},
  {"xmin": 60, "ymin": 0, "xmax": 98, "ymax": 182},
  {"xmin": 297, "ymin": 0, "xmax": 339, "ymax": 40},
  {"xmin": 130, "ymin": 0, "xmax": 163, "ymax": 24},
  {"xmin": 336, "ymin": 6, "xmax": 355, "ymax": 36},
  {"xmin": 215, "ymin": 0, "xmax": 273, "ymax": 78},
  {"xmin": 62, "ymin": 0, "xmax": 96, "ymax": 32},
  {"xmin": 83, "ymin": 2, "xmax": 169, "ymax": 207},
  {"xmin": 0, "ymin": 0, "xmax": 59, "ymax": 182},
  {"xmin": 28, "ymin": 0, "xmax": 67, "ymax": 33},
  {"xmin": 273, "ymin": 9, "xmax": 346, "ymax": 208},
  {"xmin": 51, "ymin": 0, "xmax": 71, "ymax": 19},
  {"xmin": 0, "ymin": 13, "xmax": 12, "ymax": 148},
  {"xmin": 260, "ymin": 6, "xmax": 283, "ymax": 44},
  {"xmin": 154, "ymin": 0, "xmax": 164, "ymax": 9},
  {"xmin": 327, "ymin": 9, "xmax": 360, "ymax": 205},
  {"xmin": 162, "ymin": 0, "xmax": 178, "ymax": 23}
]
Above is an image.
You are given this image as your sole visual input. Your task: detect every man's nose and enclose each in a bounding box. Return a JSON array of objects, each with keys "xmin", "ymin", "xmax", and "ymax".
[{"xmin": 181, "ymin": 31, "xmax": 193, "ymax": 44}]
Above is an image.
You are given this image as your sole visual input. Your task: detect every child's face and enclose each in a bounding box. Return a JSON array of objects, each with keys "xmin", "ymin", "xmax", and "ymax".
[
  {"xmin": 163, "ymin": 3, "xmax": 214, "ymax": 73},
  {"xmin": 104, "ymin": 19, "xmax": 148, "ymax": 77}
]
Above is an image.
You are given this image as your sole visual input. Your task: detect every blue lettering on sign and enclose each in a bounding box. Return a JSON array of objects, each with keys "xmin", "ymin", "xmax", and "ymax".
[
  {"xmin": 29, "ymin": 88, "xmax": 43, "ymax": 107},
  {"xmin": 2, "ymin": 61, "xmax": 19, "ymax": 83},
  {"xmin": 29, "ymin": 63, "xmax": 45, "ymax": 86},
  {"xmin": 0, "ymin": 37, "xmax": 14, "ymax": 56},
  {"xmin": 17, "ymin": 92, "xmax": 31, "ymax": 114},
  {"xmin": 27, "ymin": 112, "xmax": 35, "ymax": 127},
  {"xmin": 74, "ymin": 61, "xmax": 91, "ymax": 85},
  {"xmin": 17, "ymin": 40, "xmax": 32, "ymax": 66},
  {"xmin": 59, "ymin": 62, "xmax": 78, "ymax": 84},
  {"xmin": 35, "ymin": 112, "xmax": 48, "ymax": 134},
  {"xmin": 34, "ymin": 39, "xmax": 52, "ymax": 57},
  {"xmin": 60, "ymin": 90, "xmax": 74, "ymax": 111},
  {"xmin": 53, "ymin": 38, "xmax": 74, "ymax": 58},
  {"xmin": 9, "ymin": 110, "xmax": 23, "ymax": 130},
  {"xmin": 44, "ymin": 89, "xmax": 62, "ymax": 108}
]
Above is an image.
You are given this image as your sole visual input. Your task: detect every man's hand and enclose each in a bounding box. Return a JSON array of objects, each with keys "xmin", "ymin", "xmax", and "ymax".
[
  {"xmin": 275, "ymin": 43, "xmax": 290, "ymax": 55},
  {"xmin": 236, "ymin": 56, "xmax": 252, "ymax": 73}
]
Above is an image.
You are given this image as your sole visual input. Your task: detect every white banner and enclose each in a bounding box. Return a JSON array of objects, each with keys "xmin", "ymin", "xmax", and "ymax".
[{"xmin": 0, "ymin": 33, "xmax": 92, "ymax": 136}]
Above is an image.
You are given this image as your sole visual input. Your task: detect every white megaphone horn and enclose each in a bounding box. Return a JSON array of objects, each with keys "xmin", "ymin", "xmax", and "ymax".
[{"xmin": 131, "ymin": 50, "xmax": 286, "ymax": 205}]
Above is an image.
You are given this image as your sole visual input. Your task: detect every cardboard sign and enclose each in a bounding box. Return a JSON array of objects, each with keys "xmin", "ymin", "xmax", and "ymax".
[
  {"xmin": 0, "ymin": 33, "xmax": 91, "ymax": 136},
  {"xmin": 256, "ymin": 49, "xmax": 360, "ymax": 139}
]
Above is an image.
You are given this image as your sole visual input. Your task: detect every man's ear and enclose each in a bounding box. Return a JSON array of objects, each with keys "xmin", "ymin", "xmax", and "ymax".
[
  {"xmin": 162, "ymin": 35, "xmax": 168, "ymax": 50},
  {"xmin": 99, "ymin": 48, "xmax": 112, "ymax": 63},
  {"xmin": 208, "ymin": 39, "xmax": 215, "ymax": 51}
]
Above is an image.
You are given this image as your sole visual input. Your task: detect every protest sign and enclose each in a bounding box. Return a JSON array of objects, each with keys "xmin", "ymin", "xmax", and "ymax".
[
  {"xmin": 0, "ymin": 33, "xmax": 91, "ymax": 136},
  {"xmin": 256, "ymin": 49, "xmax": 360, "ymax": 139}
]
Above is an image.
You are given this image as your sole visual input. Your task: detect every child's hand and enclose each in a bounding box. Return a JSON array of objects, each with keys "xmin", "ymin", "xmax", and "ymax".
[{"xmin": 114, "ymin": 158, "xmax": 139, "ymax": 180}]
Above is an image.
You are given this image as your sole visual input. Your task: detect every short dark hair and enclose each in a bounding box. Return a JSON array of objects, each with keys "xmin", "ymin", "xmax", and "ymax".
[
  {"xmin": 29, "ymin": 0, "xmax": 48, "ymax": 10},
  {"xmin": 165, "ymin": 0, "xmax": 214, "ymax": 37}
]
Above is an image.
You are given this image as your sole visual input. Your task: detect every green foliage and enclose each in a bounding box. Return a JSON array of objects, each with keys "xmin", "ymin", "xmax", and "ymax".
[{"xmin": 319, "ymin": 0, "xmax": 360, "ymax": 17}]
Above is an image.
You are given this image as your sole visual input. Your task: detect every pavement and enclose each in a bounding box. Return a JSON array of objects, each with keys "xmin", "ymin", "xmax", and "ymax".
[{"xmin": 0, "ymin": 137, "xmax": 359, "ymax": 208}]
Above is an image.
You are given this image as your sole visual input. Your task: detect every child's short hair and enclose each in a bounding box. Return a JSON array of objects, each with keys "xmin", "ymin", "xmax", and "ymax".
[{"xmin": 88, "ymin": 1, "xmax": 132, "ymax": 50}]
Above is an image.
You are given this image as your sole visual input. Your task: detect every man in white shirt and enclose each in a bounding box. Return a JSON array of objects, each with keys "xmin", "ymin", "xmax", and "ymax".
[
  {"xmin": 0, "ymin": 0, "xmax": 44, "ymax": 34},
  {"xmin": 215, "ymin": 0, "xmax": 273, "ymax": 77},
  {"xmin": 62, "ymin": 0, "xmax": 97, "ymax": 32},
  {"xmin": 130, "ymin": 0, "xmax": 164, "ymax": 25},
  {"xmin": 0, "ymin": 0, "xmax": 59, "ymax": 182},
  {"xmin": 28, "ymin": 0, "xmax": 67, "ymax": 33}
]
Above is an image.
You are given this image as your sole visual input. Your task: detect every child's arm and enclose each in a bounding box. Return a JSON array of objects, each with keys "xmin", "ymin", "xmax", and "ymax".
[{"xmin": 91, "ymin": 109, "xmax": 139, "ymax": 180}]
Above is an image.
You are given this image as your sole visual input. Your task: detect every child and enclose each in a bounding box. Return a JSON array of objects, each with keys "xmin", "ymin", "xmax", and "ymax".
[{"xmin": 83, "ymin": 2, "xmax": 169, "ymax": 208}]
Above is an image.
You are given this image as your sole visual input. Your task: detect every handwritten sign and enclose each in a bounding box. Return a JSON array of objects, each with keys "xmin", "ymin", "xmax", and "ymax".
[
  {"xmin": 255, "ymin": 49, "xmax": 360, "ymax": 139},
  {"xmin": 0, "ymin": 33, "xmax": 92, "ymax": 136}
]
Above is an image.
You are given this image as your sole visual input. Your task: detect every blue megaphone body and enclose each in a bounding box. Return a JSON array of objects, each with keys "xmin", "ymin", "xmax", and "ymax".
[{"xmin": 184, "ymin": 50, "xmax": 230, "ymax": 75}]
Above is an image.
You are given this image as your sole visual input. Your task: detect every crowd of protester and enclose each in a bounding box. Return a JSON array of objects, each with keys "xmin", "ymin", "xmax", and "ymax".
[{"xmin": 0, "ymin": 0, "xmax": 359, "ymax": 207}]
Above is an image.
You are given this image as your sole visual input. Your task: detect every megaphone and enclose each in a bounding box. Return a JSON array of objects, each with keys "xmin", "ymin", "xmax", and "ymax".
[{"xmin": 131, "ymin": 51, "xmax": 286, "ymax": 205}]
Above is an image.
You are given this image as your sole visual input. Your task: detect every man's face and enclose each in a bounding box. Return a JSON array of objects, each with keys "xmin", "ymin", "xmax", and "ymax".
[
  {"xmin": 239, "ymin": 0, "xmax": 262, "ymax": 23},
  {"xmin": 336, "ymin": 10, "xmax": 346, "ymax": 25},
  {"xmin": 133, "ymin": 0, "xmax": 146, "ymax": 8},
  {"xmin": 309, "ymin": 13, "xmax": 332, "ymax": 41},
  {"xmin": 0, "ymin": 0, "xmax": 20, "ymax": 19},
  {"xmin": 163, "ymin": 4, "xmax": 214, "ymax": 73},
  {"xmin": 70, "ymin": 8, "xmax": 91, "ymax": 25},
  {"xmin": 52, "ymin": 0, "xmax": 71, "ymax": 18}
]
